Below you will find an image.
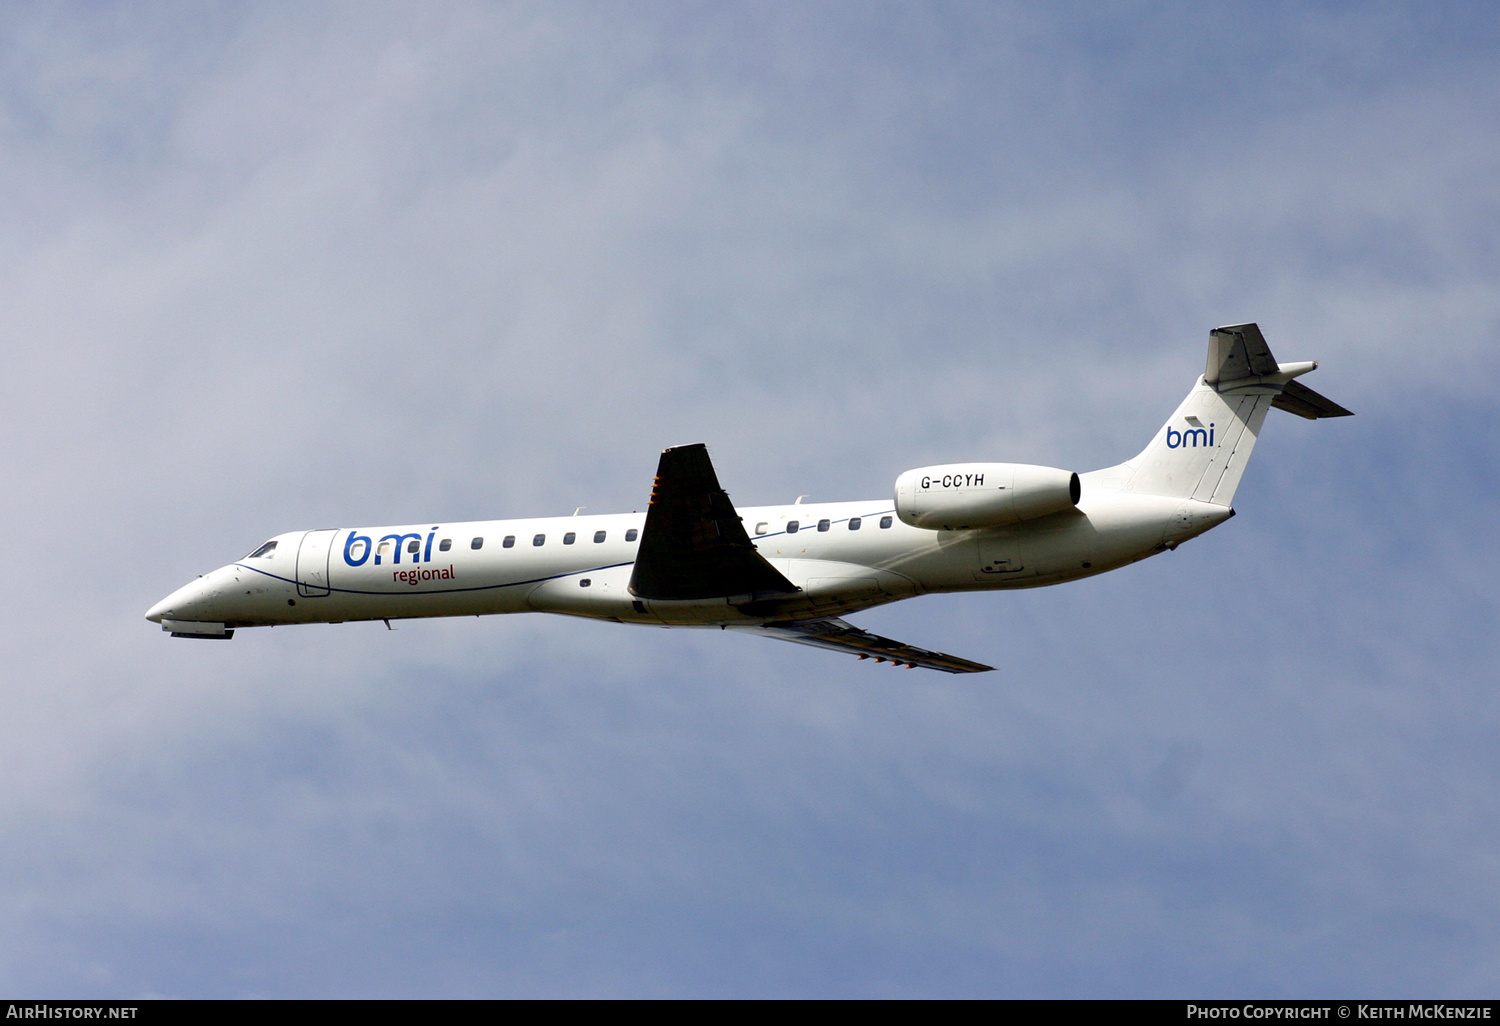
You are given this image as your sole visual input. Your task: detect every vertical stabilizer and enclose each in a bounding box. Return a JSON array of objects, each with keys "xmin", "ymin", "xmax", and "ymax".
[
  {"xmin": 1115, "ymin": 323, "xmax": 1348, "ymax": 504},
  {"xmin": 1122, "ymin": 380, "xmax": 1274, "ymax": 503}
]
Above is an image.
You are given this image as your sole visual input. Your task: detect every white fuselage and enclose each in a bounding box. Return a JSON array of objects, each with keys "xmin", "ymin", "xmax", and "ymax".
[
  {"xmin": 147, "ymin": 324, "xmax": 1346, "ymax": 662},
  {"xmin": 145, "ymin": 482, "xmax": 1229, "ymax": 631}
]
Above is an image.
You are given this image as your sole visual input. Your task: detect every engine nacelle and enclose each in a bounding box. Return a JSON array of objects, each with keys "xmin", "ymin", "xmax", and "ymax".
[{"xmin": 894, "ymin": 463, "xmax": 1081, "ymax": 530}]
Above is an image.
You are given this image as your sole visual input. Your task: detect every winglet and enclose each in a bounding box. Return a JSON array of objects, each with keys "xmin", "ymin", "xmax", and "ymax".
[{"xmin": 628, "ymin": 444, "xmax": 798, "ymax": 600}]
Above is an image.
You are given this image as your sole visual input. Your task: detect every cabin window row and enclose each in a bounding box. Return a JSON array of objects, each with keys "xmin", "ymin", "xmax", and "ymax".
[
  {"xmin": 752, "ymin": 516, "xmax": 893, "ymax": 535},
  {"xmin": 455, "ymin": 528, "xmax": 638, "ymax": 551}
]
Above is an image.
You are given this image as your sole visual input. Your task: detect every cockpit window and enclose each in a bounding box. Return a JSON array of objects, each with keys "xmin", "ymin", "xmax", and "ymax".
[{"xmin": 247, "ymin": 540, "xmax": 278, "ymax": 558}]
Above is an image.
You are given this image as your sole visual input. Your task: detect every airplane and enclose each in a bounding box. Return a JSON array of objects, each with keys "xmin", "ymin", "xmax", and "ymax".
[{"xmin": 147, "ymin": 323, "xmax": 1350, "ymax": 672}]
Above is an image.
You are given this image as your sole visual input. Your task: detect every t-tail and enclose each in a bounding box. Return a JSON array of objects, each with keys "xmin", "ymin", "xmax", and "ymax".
[{"xmin": 1116, "ymin": 323, "xmax": 1352, "ymax": 503}]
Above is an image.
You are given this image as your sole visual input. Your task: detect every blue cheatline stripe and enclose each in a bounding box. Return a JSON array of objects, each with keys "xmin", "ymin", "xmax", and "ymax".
[{"xmin": 235, "ymin": 560, "xmax": 638, "ymax": 598}]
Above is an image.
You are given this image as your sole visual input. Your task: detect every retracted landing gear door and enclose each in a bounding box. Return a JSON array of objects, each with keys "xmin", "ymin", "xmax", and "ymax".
[
  {"xmin": 973, "ymin": 528, "xmax": 1023, "ymax": 581},
  {"xmin": 296, "ymin": 529, "xmax": 337, "ymax": 597}
]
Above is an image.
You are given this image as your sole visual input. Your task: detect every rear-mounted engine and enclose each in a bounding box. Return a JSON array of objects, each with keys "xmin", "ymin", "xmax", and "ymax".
[{"xmin": 894, "ymin": 463, "xmax": 1080, "ymax": 530}]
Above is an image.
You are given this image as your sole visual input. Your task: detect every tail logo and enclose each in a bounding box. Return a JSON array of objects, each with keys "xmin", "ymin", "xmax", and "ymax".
[{"xmin": 1166, "ymin": 423, "xmax": 1215, "ymax": 449}]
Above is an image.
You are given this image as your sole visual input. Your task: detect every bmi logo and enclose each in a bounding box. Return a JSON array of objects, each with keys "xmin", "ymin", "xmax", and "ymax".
[
  {"xmin": 1166, "ymin": 423, "xmax": 1215, "ymax": 449},
  {"xmin": 344, "ymin": 529, "xmax": 441, "ymax": 566}
]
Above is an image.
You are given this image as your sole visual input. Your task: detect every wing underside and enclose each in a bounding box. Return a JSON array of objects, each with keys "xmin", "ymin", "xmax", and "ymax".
[{"xmin": 736, "ymin": 618, "xmax": 993, "ymax": 674}]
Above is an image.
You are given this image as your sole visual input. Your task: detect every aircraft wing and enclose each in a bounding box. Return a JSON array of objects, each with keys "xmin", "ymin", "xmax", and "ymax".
[
  {"xmin": 629, "ymin": 443, "xmax": 799, "ymax": 600},
  {"xmin": 737, "ymin": 617, "xmax": 994, "ymax": 674}
]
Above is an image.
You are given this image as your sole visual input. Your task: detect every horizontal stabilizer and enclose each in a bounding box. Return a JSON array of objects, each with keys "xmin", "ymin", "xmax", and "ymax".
[
  {"xmin": 1271, "ymin": 379, "xmax": 1354, "ymax": 419},
  {"xmin": 629, "ymin": 443, "xmax": 798, "ymax": 600},
  {"xmin": 1207, "ymin": 323, "xmax": 1278, "ymax": 384},
  {"xmin": 739, "ymin": 617, "xmax": 993, "ymax": 674}
]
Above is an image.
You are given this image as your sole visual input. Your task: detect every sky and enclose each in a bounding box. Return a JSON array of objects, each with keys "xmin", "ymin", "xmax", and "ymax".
[{"xmin": 1, "ymin": 0, "xmax": 1497, "ymax": 998}]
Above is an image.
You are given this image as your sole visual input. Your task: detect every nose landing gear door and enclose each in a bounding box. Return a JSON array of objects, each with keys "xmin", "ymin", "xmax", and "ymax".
[{"xmin": 296, "ymin": 529, "xmax": 337, "ymax": 597}]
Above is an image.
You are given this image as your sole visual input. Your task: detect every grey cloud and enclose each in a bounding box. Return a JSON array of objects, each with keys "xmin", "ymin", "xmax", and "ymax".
[{"xmin": 0, "ymin": 1, "xmax": 1497, "ymax": 996}]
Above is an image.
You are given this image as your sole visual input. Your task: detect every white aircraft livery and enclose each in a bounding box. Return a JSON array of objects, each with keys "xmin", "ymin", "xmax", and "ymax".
[{"xmin": 148, "ymin": 324, "xmax": 1351, "ymax": 672}]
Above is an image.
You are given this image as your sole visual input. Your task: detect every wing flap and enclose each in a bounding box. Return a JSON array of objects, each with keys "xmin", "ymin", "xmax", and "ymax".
[
  {"xmin": 628, "ymin": 443, "xmax": 798, "ymax": 600},
  {"xmin": 739, "ymin": 618, "xmax": 993, "ymax": 674}
]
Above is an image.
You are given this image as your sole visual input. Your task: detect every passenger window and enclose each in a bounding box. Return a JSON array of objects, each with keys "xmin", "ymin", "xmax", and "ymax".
[
  {"xmin": 502, "ymin": 536, "xmax": 515, "ymax": 548},
  {"xmin": 817, "ymin": 519, "xmax": 830, "ymax": 532},
  {"xmin": 378, "ymin": 541, "xmax": 392, "ymax": 558},
  {"xmin": 471, "ymin": 537, "xmax": 484, "ymax": 550},
  {"xmin": 755, "ymin": 522, "xmax": 767, "ymax": 535},
  {"xmin": 626, "ymin": 528, "xmax": 638, "ymax": 542},
  {"xmin": 533, "ymin": 534, "xmax": 545, "ymax": 546},
  {"xmin": 564, "ymin": 532, "xmax": 576, "ymax": 545},
  {"xmin": 594, "ymin": 530, "xmax": 606, "ymax": 543},
  {"xmin": 407, "ymin": 539, "xmax": 420, "ymax": 554},
  {"xmin": 880, "ymin": 516, "xmax": 893, "ymax": 529},
  {"xmin": 439, "ymin": 539, "xmax": 452, "ymax": 552},
  {"xmin": 247, "ymin": 541, "xmax": 278, "ymax": 558},
  {"xmin": 849, "ymin": 517, "xmax": 861, "ymax": 531},
  {"xmin": 787, "ymin": 520, "xmax": 800, "ymax": 534}
]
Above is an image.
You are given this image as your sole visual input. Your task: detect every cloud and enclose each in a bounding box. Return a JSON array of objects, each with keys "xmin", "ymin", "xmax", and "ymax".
[{"xmin": 0, "ymin": 1, "xmax": 1497, "ymax": 996}]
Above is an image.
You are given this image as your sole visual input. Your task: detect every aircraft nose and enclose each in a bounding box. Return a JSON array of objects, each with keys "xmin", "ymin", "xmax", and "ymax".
[{"xmin": 145, "ymin": 575, "xmax": 219, "ymax": 623}]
